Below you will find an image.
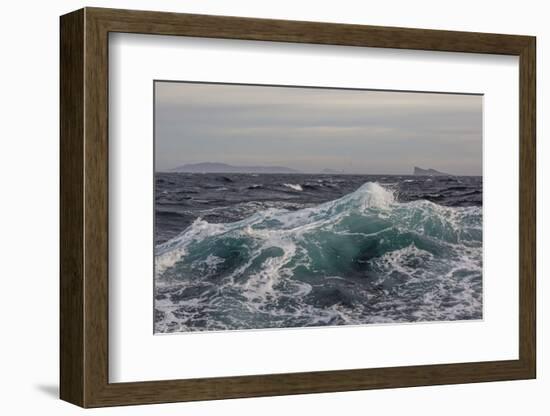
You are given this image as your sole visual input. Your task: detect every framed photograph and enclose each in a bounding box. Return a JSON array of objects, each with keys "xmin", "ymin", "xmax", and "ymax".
[{"xmin": 60, "ymin": 7, "xmax": 536, "ymax": 407}]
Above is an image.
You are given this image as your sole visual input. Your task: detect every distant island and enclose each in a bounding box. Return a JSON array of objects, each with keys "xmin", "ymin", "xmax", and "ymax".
[
  {"xmin": 414, "ymin": 166, "xmax": 452, "ymax": 176},
  {"xmin": 165, "ymin": 163, "xmax": 455, "ymax": 176},
  {"xmin": 170, "ymin": 162, "xmax": 301, "ymax": 174}
]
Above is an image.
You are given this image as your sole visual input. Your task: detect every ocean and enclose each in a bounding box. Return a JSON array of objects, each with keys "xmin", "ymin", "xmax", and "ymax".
[{"xmin": 154, "ymin": 173, "xmax": 482, "ymax": 333}]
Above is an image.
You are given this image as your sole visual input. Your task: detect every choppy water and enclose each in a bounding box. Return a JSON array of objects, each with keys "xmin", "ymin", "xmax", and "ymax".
[{"xmin": 154, "ymin": 173, "xmax": 482, "ymax": 333}]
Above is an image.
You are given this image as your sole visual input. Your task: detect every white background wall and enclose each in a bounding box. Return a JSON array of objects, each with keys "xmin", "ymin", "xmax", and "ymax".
[{"xmin": 0, "ymin": 0, "xmax": 546, "ymax": 414}]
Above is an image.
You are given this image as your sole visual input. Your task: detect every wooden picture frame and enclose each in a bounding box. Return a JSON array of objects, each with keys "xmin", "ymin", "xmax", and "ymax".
[{"xmin": 60, "ymin": 7, "xmax": 536, "ymax": 408}]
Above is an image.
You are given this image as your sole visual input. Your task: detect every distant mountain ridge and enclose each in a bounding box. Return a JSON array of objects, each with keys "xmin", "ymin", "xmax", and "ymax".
[
  {"xmin": 167, "ymin": 163, "xmax": 455, "ymax": 175},
  {"xmin": 414, "ymin": 166, "xmax": 452, "ymax": 176},
  {"xmin": 170, "ymin": 162, "xmax": 301, "ymax": 174}
]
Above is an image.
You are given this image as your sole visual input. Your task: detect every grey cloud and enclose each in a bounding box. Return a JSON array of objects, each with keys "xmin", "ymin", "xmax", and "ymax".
[{"xmin": 155, "ymin": 81, "xmax": 482, "ymax": 175}]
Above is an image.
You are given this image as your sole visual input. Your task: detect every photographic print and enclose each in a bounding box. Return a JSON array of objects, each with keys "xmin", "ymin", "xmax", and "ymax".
[{"xmin": 154, "ymin": 81, "xmax": 483, "ymax": 334}]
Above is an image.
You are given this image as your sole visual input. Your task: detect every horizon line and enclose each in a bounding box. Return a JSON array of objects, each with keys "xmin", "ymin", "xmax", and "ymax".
[
  {"xmin": 156, "ymin": 162, "xmax": 480, "ymax": 176},
  {"xmin": 156, "ymin": 170, "xmax": 481, "ymax": 177}
]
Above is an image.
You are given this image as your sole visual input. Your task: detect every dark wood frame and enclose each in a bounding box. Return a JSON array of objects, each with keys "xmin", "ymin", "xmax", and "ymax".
[{"xmin": 60, "ymin": 7, "xmax": 536, "ymax": 408}]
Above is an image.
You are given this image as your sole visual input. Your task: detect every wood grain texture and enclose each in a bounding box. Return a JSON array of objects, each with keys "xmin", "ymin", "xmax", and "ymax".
[
  {"xmin": 83, "ymin": 10, "xmax": 110, "ymax": 406},
  {"xmin": 88, "ymin": 7, "xmax": 532, "ymax": 54},
  {"xmin": 59, "ymin": 8, "xmax": 84, "ymax": 406},
  {"xmin": 59, "ymin": 7, "xmax": 537, "ymax": 408},
  {"xmin": 518, "ymin": 38, "xmax": 536, "ymax": 375}
]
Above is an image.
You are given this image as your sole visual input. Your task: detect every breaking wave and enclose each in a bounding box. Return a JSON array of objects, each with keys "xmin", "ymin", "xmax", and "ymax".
[{"xmin": 154, "ymin": 182, "xmax": 482, "ymax": 333}]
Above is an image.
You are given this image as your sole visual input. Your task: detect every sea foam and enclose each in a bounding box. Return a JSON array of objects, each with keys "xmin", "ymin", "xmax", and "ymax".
[{"xmin": 154, "ymin": 182, "xmax": 482, "ymax": 332}]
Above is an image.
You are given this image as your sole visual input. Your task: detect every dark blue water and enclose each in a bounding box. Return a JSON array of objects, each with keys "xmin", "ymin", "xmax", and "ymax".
[{"xmin": 154, "ymin": 174, "xmax": 482, "ymax": 333}]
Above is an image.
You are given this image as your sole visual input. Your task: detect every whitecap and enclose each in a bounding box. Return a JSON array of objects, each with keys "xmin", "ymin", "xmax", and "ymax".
[
  {"xmin": 154, "ymin": 181, "xmax": 482, "ymax": 332},
  {"xmin": 283, "ymin": 183, "xmax": 303, "ymax": 191}
]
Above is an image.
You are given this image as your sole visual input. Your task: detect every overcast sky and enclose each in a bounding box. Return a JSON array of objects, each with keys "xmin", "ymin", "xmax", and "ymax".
[{"xmin": 155, "ymin": 81, "xmax": 482, "ymax": 175}]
